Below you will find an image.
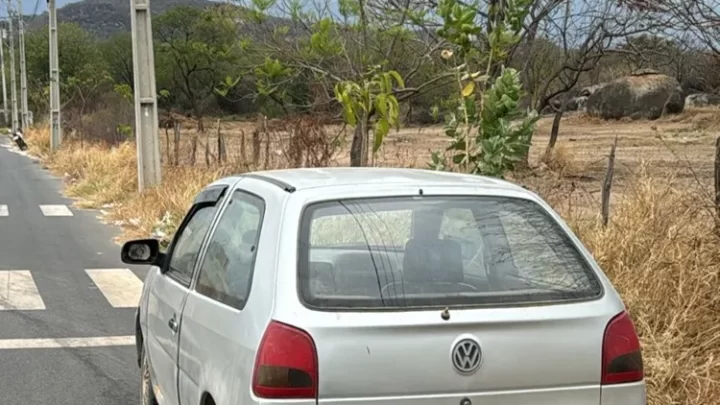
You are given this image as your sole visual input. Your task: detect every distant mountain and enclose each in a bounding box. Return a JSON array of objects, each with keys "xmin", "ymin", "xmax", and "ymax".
[{"xmin": 27, "ymin": 0, "xmax": 217, "ymax": 38}]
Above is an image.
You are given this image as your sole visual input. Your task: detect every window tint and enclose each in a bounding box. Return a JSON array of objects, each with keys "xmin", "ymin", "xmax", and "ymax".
[
  {"xmin": 298, "ymin": 196, "xmax": 602, "ymax": 310},
  {"xmin": 167, "ymin": 205, "xmax": 218, "ymax": 284},
  {"xmin": 195, "ymin": 191, "xmax": 265, "ymax": 310}
]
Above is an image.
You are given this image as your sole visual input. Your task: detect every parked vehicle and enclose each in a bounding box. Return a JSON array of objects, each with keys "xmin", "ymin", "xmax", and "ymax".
[{"xmin": 122, "ymin": 167, "xmax": 646, "ymax": 405}]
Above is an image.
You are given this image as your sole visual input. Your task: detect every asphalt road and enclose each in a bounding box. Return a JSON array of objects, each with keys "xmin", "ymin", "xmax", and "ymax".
[{"xmin": 0, "ymin": 135, "xmax": 148, "ymax": 404}]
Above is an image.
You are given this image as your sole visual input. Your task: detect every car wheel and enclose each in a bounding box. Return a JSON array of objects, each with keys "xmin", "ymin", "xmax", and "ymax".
[{"xmin": 140, "ymin": 346, "xmax": 158, "ymax": 405}]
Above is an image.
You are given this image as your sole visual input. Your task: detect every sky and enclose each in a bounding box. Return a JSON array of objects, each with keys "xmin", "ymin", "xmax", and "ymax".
[{"xmin": 22, "ymin": 0, "xmax": 77, "ymax": 15}]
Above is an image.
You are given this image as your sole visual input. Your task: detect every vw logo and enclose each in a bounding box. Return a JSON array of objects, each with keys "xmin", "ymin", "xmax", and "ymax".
[{"xmin": 451, "ymin": 338, "xmax": 482, "ymax": 374}]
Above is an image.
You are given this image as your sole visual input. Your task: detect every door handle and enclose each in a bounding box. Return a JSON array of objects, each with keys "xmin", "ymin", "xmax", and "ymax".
[{"xmin": 168, "ymin": 315, "xmax": 179, "ymax": 334}]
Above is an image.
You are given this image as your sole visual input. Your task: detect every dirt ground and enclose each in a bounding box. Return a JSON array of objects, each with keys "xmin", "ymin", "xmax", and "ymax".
[{"xmin": 158, "ymin": 107, "xmax": 720, "ymax": 223}]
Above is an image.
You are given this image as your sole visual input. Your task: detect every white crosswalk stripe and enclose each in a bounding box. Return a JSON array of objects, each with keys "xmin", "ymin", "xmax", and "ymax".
[
  {"xmin": 39, "ymin": 204, "xmax": 74, "ymax": 217},
  {"xmin": 0, "ymin": 271, "xmax": 46, "ymax": 310},
  {"xmin": 0, "ymin": 336, "xmax": 135, "ymax": 350},
  {"xmin": 86, "ymin": 268, "xmax": 144, "ymax": 308},
  {"xmin": 0, "ymin": 205, "xmax": 7, "ymax": 217},
  {"xmin": 0, "ymin": 269, "xmax": 143, "ymax": 311}
]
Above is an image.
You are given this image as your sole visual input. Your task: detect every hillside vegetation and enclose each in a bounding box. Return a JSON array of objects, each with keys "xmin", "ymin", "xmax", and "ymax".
[{"xmin": 27, "ymin": 0, "xmax": 215, "ymax": 38}]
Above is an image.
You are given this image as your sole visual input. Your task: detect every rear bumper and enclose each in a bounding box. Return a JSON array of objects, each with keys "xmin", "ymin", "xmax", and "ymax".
[
  {"xmin": 304, "ymin": 382, "xmax": 644, "ymax": 405},
  {"xmin": 313, "ymin": 386, "xmax": 601, "ymax": 405},
  {"xmin": 252, "ymin": 381, "xmax": 646, "ymax": 405},
  {"xmin": 601, "ymin": 380, "xmax": 647, "ymax": 405}
]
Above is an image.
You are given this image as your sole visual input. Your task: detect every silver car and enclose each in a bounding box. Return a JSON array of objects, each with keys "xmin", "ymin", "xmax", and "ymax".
[{"xmin": 122, "ymin": 167, "xmax": 646, "ymax": 405}]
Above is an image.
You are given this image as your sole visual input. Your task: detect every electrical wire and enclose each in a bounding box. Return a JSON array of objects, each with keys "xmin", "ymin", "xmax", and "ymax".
[{"xmin": 25, "ymin": 0, "xmax": 43, "ymax": 25}]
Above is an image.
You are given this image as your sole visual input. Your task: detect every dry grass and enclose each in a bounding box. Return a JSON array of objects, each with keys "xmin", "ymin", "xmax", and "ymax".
[
  {"xmin": 24, "ymin": 128, "xmax": 233, "ymax": 241},
  {"xmin": 563, "ymin": 168, "xmax": 720, "ymax": 404},
  {"xmin": 22, "ymin": 110, "xmax": 720, "ymax": 404}
]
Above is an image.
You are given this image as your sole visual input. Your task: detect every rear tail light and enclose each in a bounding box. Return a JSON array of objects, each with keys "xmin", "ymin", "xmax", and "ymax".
[
  {"xmin": 252, "ymin": 320, "xmax": 318, "ymax": 399},
  {"xmin": 601, "ymin": 311, "xmax": 644, "ymax": 385}
]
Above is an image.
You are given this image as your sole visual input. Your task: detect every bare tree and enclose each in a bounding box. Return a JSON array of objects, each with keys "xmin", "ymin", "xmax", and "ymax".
[{"xmin": 516, "ymin": 0, "xmax": 671, "ymax": 111}]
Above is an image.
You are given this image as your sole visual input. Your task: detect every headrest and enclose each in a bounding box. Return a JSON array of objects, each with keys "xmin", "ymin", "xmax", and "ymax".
[{"xmin": 402, "ymin": 239, "xmax": 464, "ymax": 283}]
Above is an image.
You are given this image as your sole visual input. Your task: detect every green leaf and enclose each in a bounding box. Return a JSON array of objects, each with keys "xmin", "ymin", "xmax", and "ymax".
[
  {"xmin": 389, "ymin": 70, "xmax": 405, "ymax": 88},
  {"xmin": 376, "ymin": 93, "xmax": 388, "ymax": 116},
  {"xmin": 374, "ymin": 118, "xmax": 390, "ymax": 152}
]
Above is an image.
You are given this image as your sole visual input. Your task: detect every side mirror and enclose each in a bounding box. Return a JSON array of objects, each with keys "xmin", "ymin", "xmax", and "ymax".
[{"xmin": 121, "ymin": 239, "xmax": 164, "ymax": 266}]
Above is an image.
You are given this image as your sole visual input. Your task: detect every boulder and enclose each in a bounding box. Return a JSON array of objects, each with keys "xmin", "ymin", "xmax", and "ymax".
[
  {"xmin": 681, "ymin": 77, "xmax": 711, "ymax": 97},
  {"xmin": 575, "ymin": 96, "xmax": 588, "ymax": 112},
  {"xmin": 685, "ymin": 93, "xmax": 720, "ymax": 108},
  {"xmin": 586, "ymin": 72, "xmax": 684, "ymax": 120},
  {"xmin": 578, "ymin": 84, "xmax": 606, "ymax": 97}
]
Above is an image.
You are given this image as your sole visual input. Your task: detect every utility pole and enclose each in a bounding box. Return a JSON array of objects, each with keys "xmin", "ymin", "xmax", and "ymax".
[
  {"xmin": 130, "ymin": 0, "xmax": 161, "ymax": 191},
  {"xmin": 48, "ymin": 0, "xmax": 60, "ymax": 149},
  {"xmin": 7, "ymin": 1, "xmax": 17, "ymax": 132},
  {"xmin": 0, "ymin": 25, "xmax": 8, "ymax": 126},
  {"xmin": 17, "ymin": 0, "xmax": 27, "ymax": 129}
]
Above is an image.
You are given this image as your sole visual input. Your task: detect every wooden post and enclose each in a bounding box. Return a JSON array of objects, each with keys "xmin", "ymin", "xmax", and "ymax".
[
  {"xmin": 164, "ymin": 126, "xmax": 170, "ymax": 163},
  {"xmin": 216, "ymin": 119, "xmax": 225, "ymax": 164},
  {"xmin": 190, "ymin": 135, "xmax": 197, "ymax": 166},
  {"xmin": 601, "ymin": 136, "xmax": 618, "ymax": 227},
  {"xmin": 543, "ymin": 106, "xmax": 564, "ymax": 162},
  {"xmin": 173, "ymin": 121, "xmax": 180, "ymax": 166},
  {"xmin": 239, "ymin": 129, "xmax": 246, "ymax": 163},
  {"xmin": 205, "ymin": 130, "xmax": 211, "ymax": 167},
  {"xmin": 714, "ymin": 137, "xmax": 720, "ymax": 224}
]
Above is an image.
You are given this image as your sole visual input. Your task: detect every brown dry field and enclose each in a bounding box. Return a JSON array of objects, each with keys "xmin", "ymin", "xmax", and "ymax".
[{"xmin": 160, "ymin": 107, "xmax": 720, "ymax": 221}]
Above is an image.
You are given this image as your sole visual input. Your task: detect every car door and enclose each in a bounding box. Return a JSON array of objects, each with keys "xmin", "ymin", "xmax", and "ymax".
[
  {"xmin": 145, "ymin": 185, "xmax": 227, "ymax": 405},
  {"xmin": 177, "ymin": 189, "xmax": 267, "ymax": 405}
]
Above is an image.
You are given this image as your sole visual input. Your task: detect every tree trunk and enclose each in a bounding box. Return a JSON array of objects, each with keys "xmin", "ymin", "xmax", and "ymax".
[{"xmin": 350, "ymin": 115, "xmax": 369, "ymax": 167}]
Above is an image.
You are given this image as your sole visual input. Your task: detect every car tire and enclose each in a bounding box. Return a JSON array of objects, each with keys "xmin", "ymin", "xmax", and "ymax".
[{"xmin": 140, "ymin": 346, "xmax": 159, "ymax": 405}]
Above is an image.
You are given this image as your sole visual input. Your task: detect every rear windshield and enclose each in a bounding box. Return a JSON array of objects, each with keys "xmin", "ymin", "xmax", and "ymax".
[{"xmin": 297, "ymin": 196, "xmax": 603, "ymax": 310}]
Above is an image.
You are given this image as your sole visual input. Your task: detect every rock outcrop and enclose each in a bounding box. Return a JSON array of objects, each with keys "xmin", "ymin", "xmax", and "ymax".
[
  {"xmin": 586, "ymin": 71, "xmax": 684, "ymax": 120},
  {"xmin": 685, "ymin": 93, "xmax": 720, "ymax": 108}
]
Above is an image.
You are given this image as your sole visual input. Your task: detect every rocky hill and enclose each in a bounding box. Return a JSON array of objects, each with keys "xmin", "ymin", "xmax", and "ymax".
[{"xmin": 27, "ymin": 0, "xmax": 217, "ymax": 38}]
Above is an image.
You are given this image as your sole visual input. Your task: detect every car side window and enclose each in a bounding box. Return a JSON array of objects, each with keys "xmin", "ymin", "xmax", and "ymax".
[
  {"xmin": 167, "ymin": 205, "xmax": 219, "ymax": 285},
  {"xmin": 195, "ymin": 190, "xmax": 265, "ymax": 310}
]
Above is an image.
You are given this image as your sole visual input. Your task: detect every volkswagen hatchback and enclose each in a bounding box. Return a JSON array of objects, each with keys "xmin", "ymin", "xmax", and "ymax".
[{"xmin": 123, "ymin": 167, "xmax": 646, "ymax": 405}]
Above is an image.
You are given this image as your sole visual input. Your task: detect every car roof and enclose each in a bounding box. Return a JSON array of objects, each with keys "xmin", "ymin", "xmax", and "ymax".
[{"xmin": 219, "ymin": 167, "xmax": 528, "ymax": 194}]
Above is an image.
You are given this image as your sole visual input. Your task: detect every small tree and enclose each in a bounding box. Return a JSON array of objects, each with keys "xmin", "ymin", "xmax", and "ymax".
[
  {"xmin": 334, "ymin": 66, "xmax": 405, "ymax": 166},
  {"xmin": 429, "ymin": 0, "xmax": 540, "ymax": 178}
]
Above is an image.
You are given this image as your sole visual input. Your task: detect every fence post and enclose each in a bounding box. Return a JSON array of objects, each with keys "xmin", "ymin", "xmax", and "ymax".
[
  {"xmin": 714, "ymin": 137, "xmax": 720, "ymax": 226},
  {"xmin": 601, "ymin": 136, "xmax": 618, "ymax": 227}
]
